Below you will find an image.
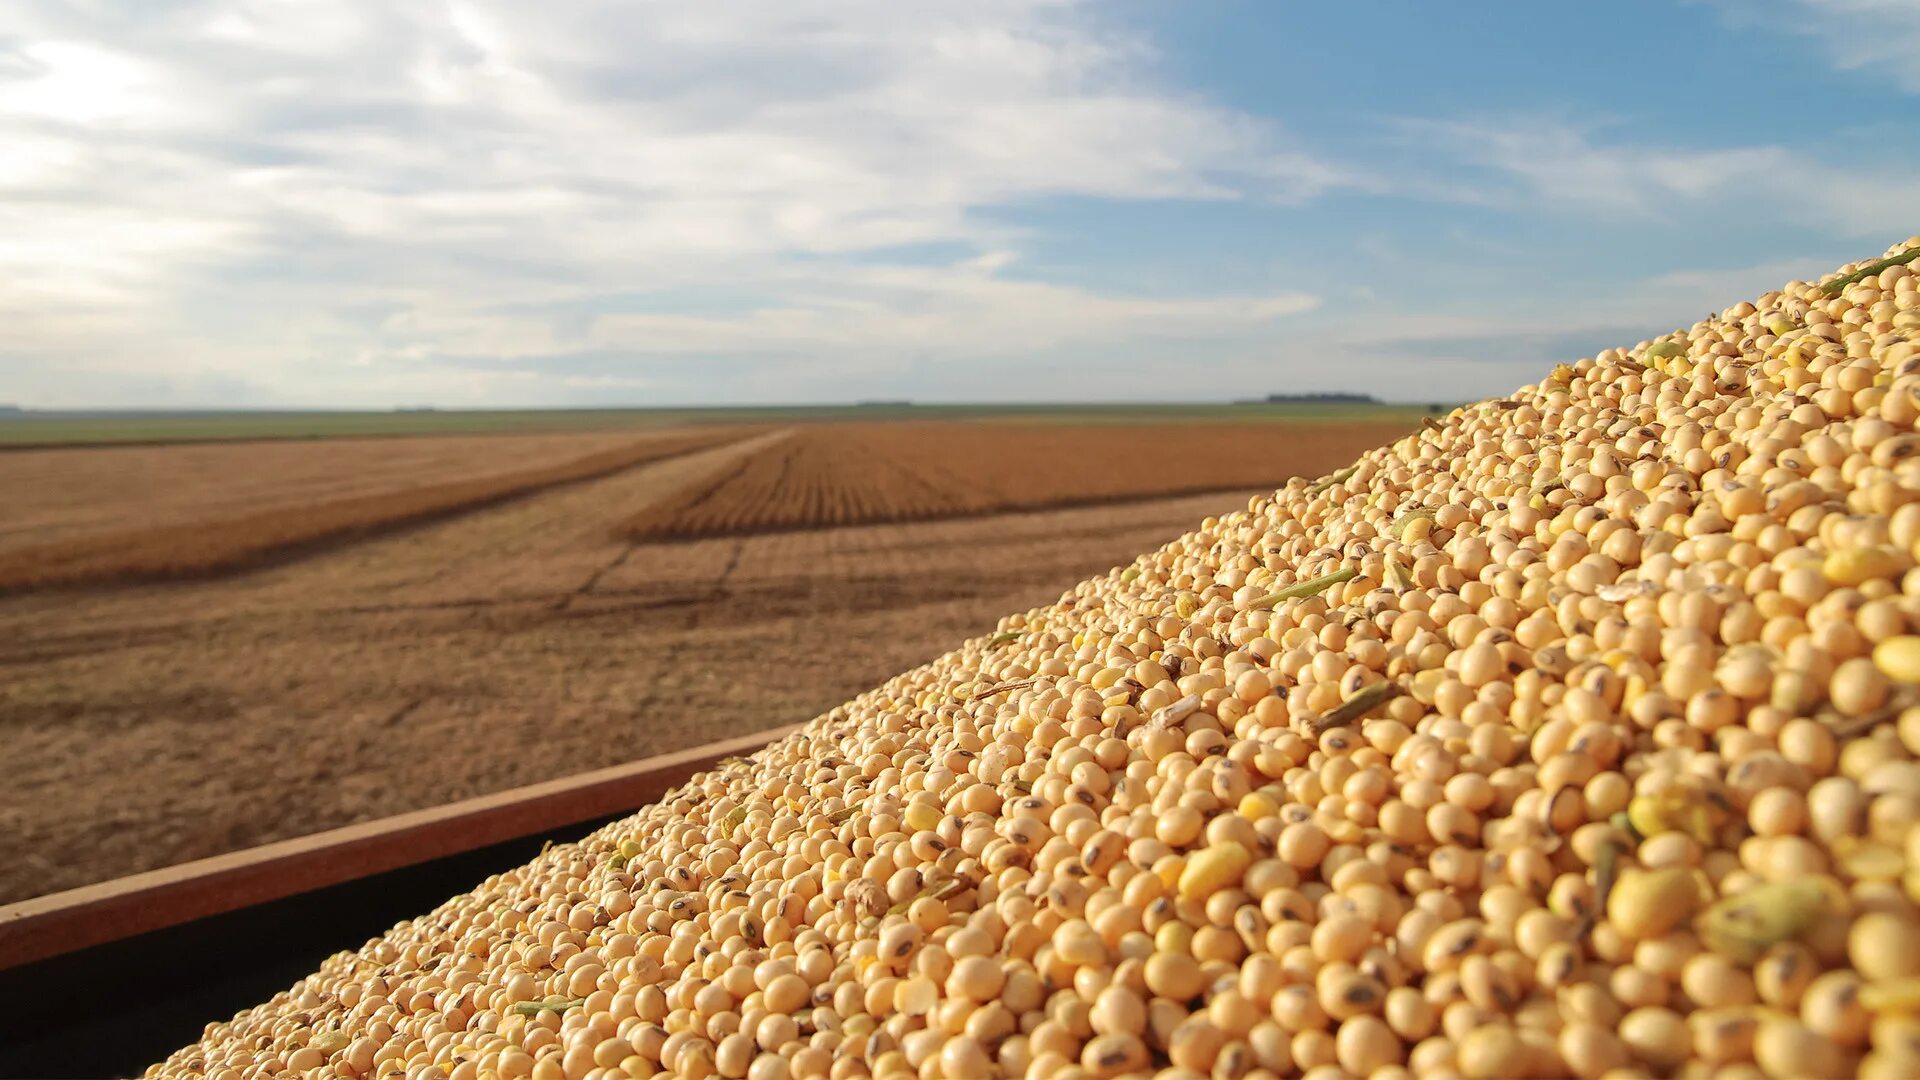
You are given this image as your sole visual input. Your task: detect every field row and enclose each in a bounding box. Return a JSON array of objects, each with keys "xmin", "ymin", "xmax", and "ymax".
[
  {"xmin": 617, "ymin": 421, "xmax": 1413, "ymax": 540},
  {"xmin": 0, "ymin": 428, "xmax": 754, "ymax": 593}
]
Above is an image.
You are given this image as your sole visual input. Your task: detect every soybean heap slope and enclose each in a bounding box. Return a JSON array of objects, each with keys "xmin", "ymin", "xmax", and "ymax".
[{"xmin": 157, "ymin": 239, "xmax": 1920, "ymax": 1079}]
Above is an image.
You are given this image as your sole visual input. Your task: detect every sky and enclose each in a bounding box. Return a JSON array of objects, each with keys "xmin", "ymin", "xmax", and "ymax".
[{"xmin": 0, "ymin": 1, "xmax": 1916, "ymax": 409}]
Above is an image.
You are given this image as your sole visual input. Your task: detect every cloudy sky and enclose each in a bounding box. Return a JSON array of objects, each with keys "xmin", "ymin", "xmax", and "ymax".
[{"xmin": 1, "ymin": 0, "xmax": 1916, "ymax": 409}]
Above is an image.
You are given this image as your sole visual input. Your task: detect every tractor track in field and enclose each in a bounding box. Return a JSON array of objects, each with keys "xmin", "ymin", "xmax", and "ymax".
[{"xmin": 552, "ymin": 430, "xmax": 795, "ymax": 613}]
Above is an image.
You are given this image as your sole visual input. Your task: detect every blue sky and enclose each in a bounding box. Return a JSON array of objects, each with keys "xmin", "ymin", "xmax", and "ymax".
[{"xmin": 0, "ymin": 0, "xmax": 1915, "ymax": 408}]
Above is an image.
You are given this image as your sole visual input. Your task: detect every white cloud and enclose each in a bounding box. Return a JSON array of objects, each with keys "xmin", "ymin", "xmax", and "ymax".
[
  {"xmin": 1699, "ymin": 0, "xmax": 1920, "ymax": 93},
  {"xmin": 350, "ymin": 260, "xmax": 1321, "ymax": 388},
  {"xmin": 0, "ymin": 0, "xmax": 1351, "ymax": 406},
  {"xmin": 1408, "ymin": 118, "xmax": 1920, "ymax": 239},
  {"xmin": 589, "ymin": 271, "xmax": 1322, "ymax": 357},
  {"xmin": 1321, "ymin": 256, "xmax": 1827, "ymax": 357},
  {"xmin": 0, "ymin": 41, "xmax": 162, "ymax": 122}
]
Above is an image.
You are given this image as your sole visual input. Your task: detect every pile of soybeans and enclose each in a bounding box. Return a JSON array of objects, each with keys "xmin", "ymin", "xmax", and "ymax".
[{"xmin": 157, "ymin": 239, "xmax": 1920, "ymax": 1080}]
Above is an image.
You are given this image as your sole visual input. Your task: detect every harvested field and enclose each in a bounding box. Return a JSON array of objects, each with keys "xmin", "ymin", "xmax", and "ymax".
[
  {"xmin": 619, "ymin": 420, "xmax": 1411, "ymax": 539},
  {"xmin": 1, "ymin": 431, "xmax": 642, "ymax": 547},
  {"xmin": 0, "ymin": 427, "xmax": 754, "ymax": 593},
  {"xmin": 0, "ymin": 425, "xmax": 1270, "ymax": 901}
]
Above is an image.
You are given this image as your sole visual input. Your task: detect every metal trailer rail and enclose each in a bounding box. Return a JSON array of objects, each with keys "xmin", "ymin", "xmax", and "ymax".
[{"xmin": 0, "ymin": 724, "xmax": 802, "ymax": 1079}]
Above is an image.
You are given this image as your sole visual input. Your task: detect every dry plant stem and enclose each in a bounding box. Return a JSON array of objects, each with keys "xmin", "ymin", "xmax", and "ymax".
[
  {"xmin": 1149, "ymin": 693, "xmax": 1204, "ymax": 729},
  {"xmin": 1390, "ymin": 508, "xmax": 1435, "ymax": 539},
  {"xmin": 509, "ymin": 997, "xmax": 586, "ymax": 1017},
  {"xmin": 1384, "ymin": 552, "xmax": 1413, "ymax": 591},
  {"xmin": 1823, "ymin": 247, "xmax": 1920, "ymax": 296},
  {"xmin": 1248, "ymin": 567, "xmax": 1357, "ymax": 608},
  {"xmin": 1305, "ymin": 679, "xmax": 1403, "ymax": 734},
  {"xmin": 1829, "ymin": 696, "xmax": 1908, "ymax": 740},
  {"xmin": 970, "ymin": 676, "xmax": 1039, "ymax": 700},
  {"xmin": 1581, "ymin": 837, "xmax": 1627, "ymax": 938},
  {"xmin": 1306, "ymin": 464, "xmax": 1359, "ymax": 495}
]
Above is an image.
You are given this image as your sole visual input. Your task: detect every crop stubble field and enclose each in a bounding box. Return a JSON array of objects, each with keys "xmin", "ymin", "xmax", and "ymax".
[
  {"xmin": 0, "ymin": 412, "xmax": 1412, "ymax": 902},
  {"xmin": 0, "ymin": 427, "xmax": 754, "ymax": 592},
  {"xmin": 619, "ymin": 421, "xmax": 1405, "ymax": 539}
]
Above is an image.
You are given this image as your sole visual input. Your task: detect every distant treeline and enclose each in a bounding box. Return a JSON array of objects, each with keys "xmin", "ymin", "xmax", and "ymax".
[{"xmin": 1233, "ymin": 393, "xmax": 1383, "ymax": 405}]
